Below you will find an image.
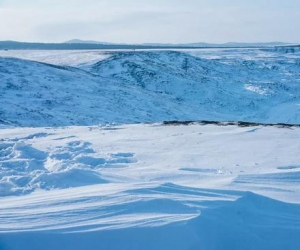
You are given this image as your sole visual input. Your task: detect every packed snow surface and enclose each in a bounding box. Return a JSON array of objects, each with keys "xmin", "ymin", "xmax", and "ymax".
[
  {"xmin": 0, "ymin": 124, "xmax": 300, "ymax": 249},
  {"xmin": 1, "ymin": 49, "xmax": 300, "ymax": 249}
]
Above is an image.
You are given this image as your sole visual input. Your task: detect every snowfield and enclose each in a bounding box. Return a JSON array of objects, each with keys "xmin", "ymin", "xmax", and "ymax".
[
  {"xmin": 1, "ymin": 49, "xmax": 300, "ymax": 249},
  {"xmin": 1, "ymin": 124, "xmax": 300, "ymax": 250}
]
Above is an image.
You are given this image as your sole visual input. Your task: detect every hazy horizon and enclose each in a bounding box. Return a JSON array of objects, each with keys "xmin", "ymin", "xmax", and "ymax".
[
  {"xmin": 0, "ymin": 39, "xmax": 294, "ymax": 45},
  {"xmin": 0, "ymin": 0, "xmax": 300, "ymax": 44}
]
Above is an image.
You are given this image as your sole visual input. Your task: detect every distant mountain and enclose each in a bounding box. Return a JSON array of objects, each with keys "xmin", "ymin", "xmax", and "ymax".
[
  {"xmin": 65, "ymin": 40, "xmax": 290, "ymax": 48},
  {"xmin": 223, "ymin": 42, "xmax": 289, "ymax": 47},
  {"xmin": 65, "ymin": 39, "xmax": 115, "ymax": 45},
  {"xmin": 0, "ymin": 41, "xmax": 156, "ymax": 50},
  {"xmin": 142, "ymin": 42, "xmax": 290, "ymax": 47},
  {"xmin": 0, "ymin": 40, "xmax": 291, "ymax": 50}
]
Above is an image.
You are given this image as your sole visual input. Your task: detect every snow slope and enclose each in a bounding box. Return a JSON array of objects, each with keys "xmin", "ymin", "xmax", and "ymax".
[
  {"xmin": 1, "ymin": 49, "xmax": 300, "ymax": 249},
  {"xmin": 0, "ymin": 57, "xmax": 190, "ymax": 126},
  {"xmin": 0, "ymin": 124, "xmax": 300, "ymax": 249},
  {"xmin": 1, "ymin": 49, "xmax": 300, "ymax": 126},
  {"xmin": 0, "ymin": 50, "xmax": 110, "ymax": 67}
]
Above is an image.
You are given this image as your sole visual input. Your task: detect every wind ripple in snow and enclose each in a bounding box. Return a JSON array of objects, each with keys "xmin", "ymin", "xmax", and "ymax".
[
  {"xmin": 0, "ymin": 183, "xmax": 239, "ymax": 233},
  {"xmin": 0, "ymin": 139, "xmax": 137, "ymax": 196},
  {"xmin": 0, "ymin": 187, "xmax": 299, "ymax": 250}
]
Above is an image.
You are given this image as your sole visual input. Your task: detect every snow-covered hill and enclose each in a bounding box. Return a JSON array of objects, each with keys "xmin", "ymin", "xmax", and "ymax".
[
  {"xmin": 1, "ymin": 50, "xmax": 300, "ymax": 126},
  {"xmin": 275, "ymin": 45, "xmax": 300, "ymax": 53},
  {"xmin": 91, "ymin": 51, "xmax": 300, "ymax": 123},
  {"xmin": 0, "ymin": 56, "xmax": 192, "ymax": 126}
]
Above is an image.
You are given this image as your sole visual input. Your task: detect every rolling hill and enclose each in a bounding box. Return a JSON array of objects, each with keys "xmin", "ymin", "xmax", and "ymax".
[{"xmin": 1, "ymin": 50, "xmax": 300, "ymax": 126}]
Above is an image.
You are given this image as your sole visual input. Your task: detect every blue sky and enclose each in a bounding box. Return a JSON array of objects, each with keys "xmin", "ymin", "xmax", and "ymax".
[{"xmin": 0, "ymin": 0, "xmax": 299, "ymax": 43}]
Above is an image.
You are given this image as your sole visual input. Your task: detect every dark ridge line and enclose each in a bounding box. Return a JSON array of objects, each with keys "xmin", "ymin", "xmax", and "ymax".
[
  {"xmin": 0, "ymin": 41, "xmax": 276, "ymax": 50},
  {"xmin": 275, "ymin": 44, "xmax": 300, "ymax": 48},
  {"xmin": 162, "ymin": 120, "xmax": 300, "ymax": 128}
]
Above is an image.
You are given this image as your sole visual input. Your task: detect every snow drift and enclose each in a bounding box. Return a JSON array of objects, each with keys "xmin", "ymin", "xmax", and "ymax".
[{"xmin": 0, "ymin": 124, "xmax": 300, "ymax": 249}]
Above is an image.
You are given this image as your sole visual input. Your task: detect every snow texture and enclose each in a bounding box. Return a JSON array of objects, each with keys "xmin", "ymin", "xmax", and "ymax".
[
  {"xmin": 1, "ymin": 49, "xmax": 300, "ymax": 249},
  {"xmin": 0, "ymin": 124, "xmax": 300, "ymax": 249}
]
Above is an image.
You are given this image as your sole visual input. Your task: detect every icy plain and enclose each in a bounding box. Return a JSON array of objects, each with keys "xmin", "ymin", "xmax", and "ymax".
[{"xmin": 0, "ymin": 48, "xmax": 300, "ymax": 249}]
